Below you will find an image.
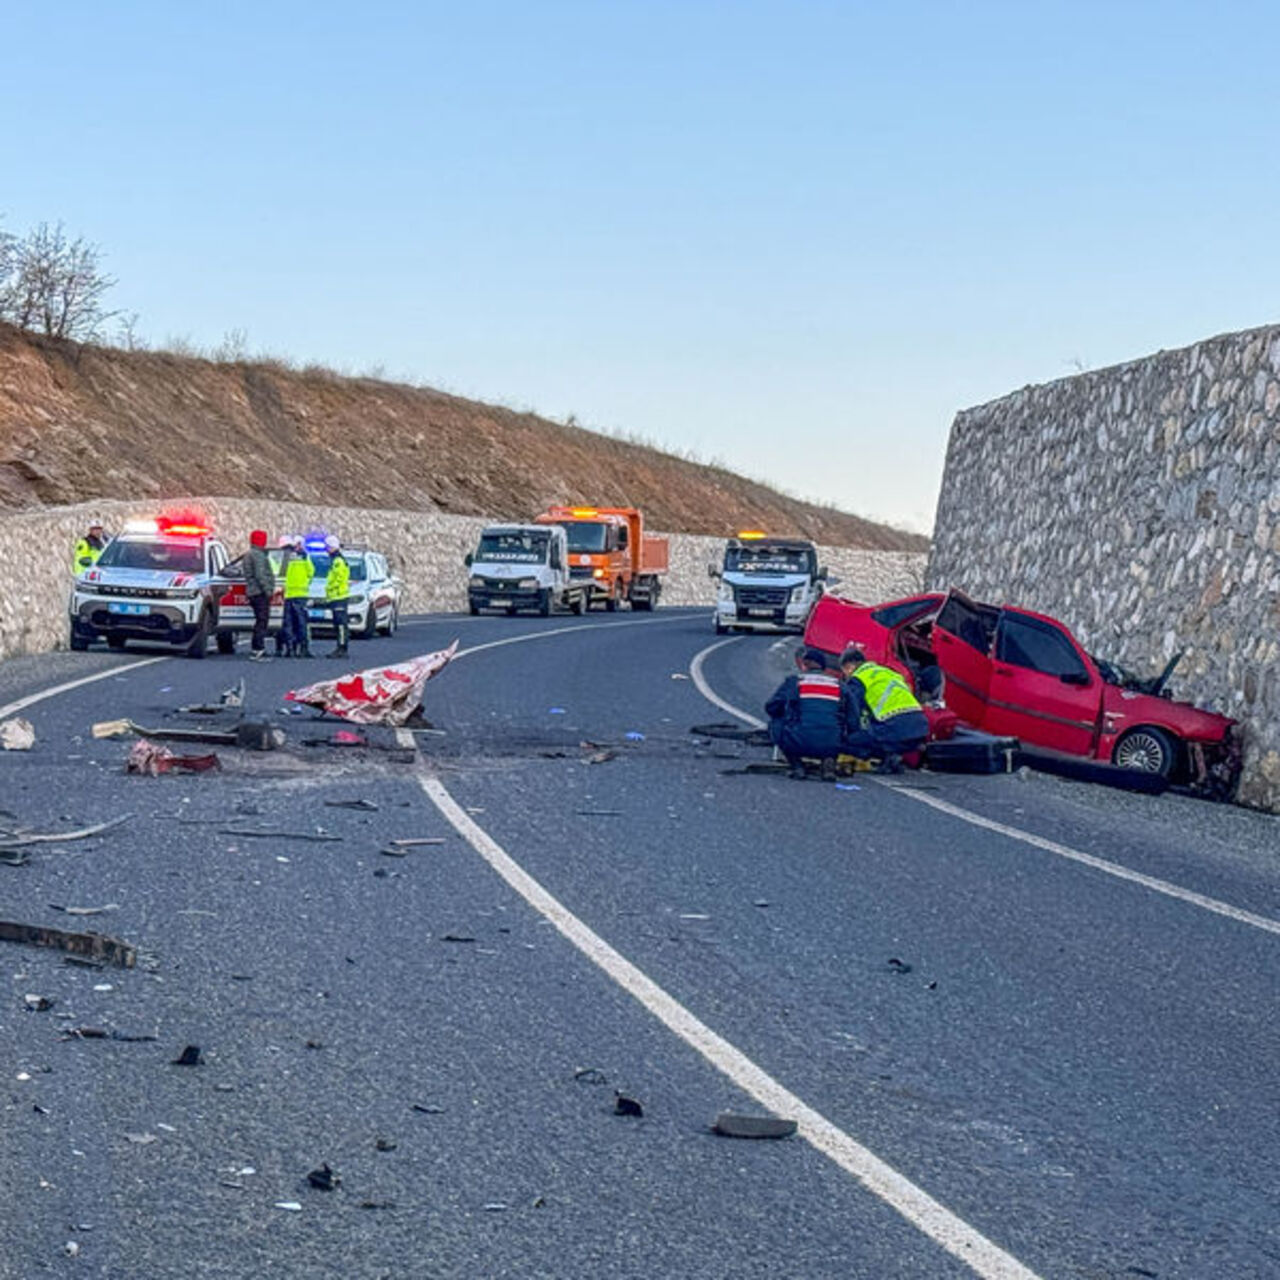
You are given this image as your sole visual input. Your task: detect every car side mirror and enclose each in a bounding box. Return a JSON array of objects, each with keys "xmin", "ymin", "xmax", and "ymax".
[
  {"xmin": 817, "ymin": 566, "xmax": 829, "ymax": 581},
  {"xmin": 464, "ymin": 552, "xmax": 473, "ymax": 567},
  {"xmin": 708, "ymin": 565, "xmax": 720, "ymax": 579},
  {"xmin": 1060, "ymin": 671, "xmax": 1090, "ymax": 686}
]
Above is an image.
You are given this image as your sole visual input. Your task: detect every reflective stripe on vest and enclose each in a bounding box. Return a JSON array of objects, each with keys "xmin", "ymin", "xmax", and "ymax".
[
  {"xmin": 798, "ymin": 673, "xmax": 843, "ymax": 702},
  {"xmin": 851, "ymin": 663, "xmax": 920, "ymax": 721}
]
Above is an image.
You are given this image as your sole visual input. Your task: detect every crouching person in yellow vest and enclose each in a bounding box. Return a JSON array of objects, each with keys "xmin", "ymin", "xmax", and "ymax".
[{"xmin": 839, "ymin": 645, "xmax": 929, "ymax": 773}]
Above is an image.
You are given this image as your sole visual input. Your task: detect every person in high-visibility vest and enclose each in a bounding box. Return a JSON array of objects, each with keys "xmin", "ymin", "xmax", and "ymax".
[
  {"xmin": 282, "ymin": 536, "xmax": 315, "ymax": 658},
  {"xmin": 72, "ymin": 520, "xmax": 108, "ymax": 574},
  {"xmin": 839, "ymin": 645, "xmax": 929, "ymax": 772},
  {"xmin": 322, "ymin": 535, "xmax": 351, "ymax": 659}
]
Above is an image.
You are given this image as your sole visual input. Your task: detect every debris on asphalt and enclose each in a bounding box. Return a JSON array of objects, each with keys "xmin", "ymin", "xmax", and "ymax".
[
  {"xmin": 0, "ymin": 717, "xmax": 35, "ymax": 750},
  {"xmin": 712, "ymin": 1112, "xmax": 798, "ymax": 1140},
  {"xmin": 576, "ymin": 809, "xmax": 622, "ymax": 817},
  {"xmin": 625, "ymin": 731, "xmax": 645, "ymax": 741},
  {"xmin": 284, "ymin": 644, "xmax": 457, "ymax": 725},
  {"xmin": 584, "ymin": 749, "xmax": 617, "ymax": 765},
  {"xmin": 306, "ymin": 1163, "xmax": 340, "ymax": 1191},
  {"xmin": 441, "ymin": 933, "xmax": 475, "ymax": 943},
  {"xmin": 127, "ymin": 740, "xmax": 220, "ymax": 776},
  {"xmin": 24, "ymin": 994, "xmax": 54, "ymax": 1012},
  {"xmin": 387, "ymin": 837, "xmax": 445, "ymax": 848},
  {"xmin": 753, "ymin": 899, "xmax": 770, "ymax": 908},
  {"xmin": 411, "ymin": 1103, "xmax": 445, "ymax": 1114},
  {"xmin": 887, "ymin": 957, "xmax": 913, "ymax": 974},
  {"xmin": 482, "ymin": 1202, "xmax": 508, "ymax": 1212},
  {"xmin": 171, "ymin": 1044, "xmax": 203, "ymax": 1067},
  {"xmin": 613, "ymin": 1092, "xmax": 644, "ymax": 1117},
  {"xmin": 378, "ymin": 846, "xmax": 408, "ymax": 858},
  {"xmin": 48, "ymin": 903, "xmax": 120, "ymax": 917},
  {"xmin": 834, "ymin": 783, "xmax": 862, "ymax": 792},
  {"xmin": 670, "ymin": 673, "xmax": 689, "ymax": 680},
  {"xmin": 324, "ymin": 798, "xmax": 379, "ymax": 811},
  {"xmin": 548, "ymin": 707, "xmax": 567, "ymax": 715},
  {"xmin": 180, "ymin": 679, "xmax": 245, "ymax": 714},
  {"xmin": 0, "ymin": 814, "xmax": 131, "ymax": 852},
  {"xmin": 125, "ymin": 1131, "xmax": 158, "ymax": 1145},
  {"xmin": 375, "ymin": 1137, "xmax": 397, "ymax": 1152},
  {"xmin": 573, "ymin": 1067, "xmax": 608, "ymax": 1085},
  {"xmin": 0, "ymin": 919, "xmax": 137, "ymax": 968},
  {"xmin": 274, "ymin": 1201, "xmax": 302, "ymax": 1212},
  {"xmin": 64, "ymin": 1242, "xmax": 80, "ymax": 1258},
  {"xmin": 219, "ymin": 826, "xmax": 341, "ymax": 843}
]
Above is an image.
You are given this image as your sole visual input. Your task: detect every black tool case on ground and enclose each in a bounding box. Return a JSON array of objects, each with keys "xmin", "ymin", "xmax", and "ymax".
[{"xmin": 923, "ymin": 730, "xmax": 1019, "ymax": 774}]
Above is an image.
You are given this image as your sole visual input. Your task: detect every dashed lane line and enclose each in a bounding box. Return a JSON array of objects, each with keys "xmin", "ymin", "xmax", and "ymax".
[
  {"xmin": 687, "ymin": 637, "xmax": 1280, "ymax": 940},
  {"xmin": 398, "ymin": 627, "xmax": 1041, "ymax": 1280},
  {"xmin": 0, "ymin": 656, "xmax": 169, "ymax": 721}
]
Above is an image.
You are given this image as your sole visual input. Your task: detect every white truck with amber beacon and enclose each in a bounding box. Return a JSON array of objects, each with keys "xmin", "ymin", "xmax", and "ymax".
[{"xmin": 710, "ymin": 531, "xmax": 832, "ymax": 634}]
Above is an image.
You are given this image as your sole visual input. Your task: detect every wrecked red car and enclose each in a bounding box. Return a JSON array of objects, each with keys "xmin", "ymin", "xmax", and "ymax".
[{"xmin": 805, "ymin": 590, "xmax": 1241, "ymax": 799}]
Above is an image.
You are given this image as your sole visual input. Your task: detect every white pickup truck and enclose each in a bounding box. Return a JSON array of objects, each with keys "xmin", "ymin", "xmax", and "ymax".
[
  {"xmin": 465, "ymin": 524, "xmax": 591, "ymax": 616},
  {"xmin": 710, "ymin": 533, "xmax": 833, "ymax": 634}
]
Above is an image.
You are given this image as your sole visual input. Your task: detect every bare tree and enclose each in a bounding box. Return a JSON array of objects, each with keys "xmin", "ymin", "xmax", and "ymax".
[{"xmin": 0, "ymin": 222, "xmax": 117, "ymax": 341}]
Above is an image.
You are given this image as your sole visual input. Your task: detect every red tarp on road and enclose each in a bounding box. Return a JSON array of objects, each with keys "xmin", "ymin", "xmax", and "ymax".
[{"xmin": 284, "ymin": 642, "xmax": 457, "ymax": 726}]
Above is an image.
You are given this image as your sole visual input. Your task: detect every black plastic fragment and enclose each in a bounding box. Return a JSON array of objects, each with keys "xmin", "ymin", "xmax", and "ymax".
[
  {"xmin": 171, "ymin": 1044, "xmax": 203, "ymax": 1066},
  {"xmin": 712, "ymin": 1112, "xmax": 797, "ymax": 1139}
]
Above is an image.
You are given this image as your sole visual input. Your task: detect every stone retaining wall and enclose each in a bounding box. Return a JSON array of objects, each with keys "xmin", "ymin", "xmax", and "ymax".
[
  {"xmin": 929, "ymin": 324, "xmax": 1280, "ymax": 812},
  {"xmin": 0, "ymin": 496, "xmax": 925, "ymax": 661}
]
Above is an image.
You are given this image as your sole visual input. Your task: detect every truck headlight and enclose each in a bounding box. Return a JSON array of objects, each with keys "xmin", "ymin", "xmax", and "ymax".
[
  {"xmin": 469, "ymin": 576, "xmax": 484, "ymax": 588},
  {"xmin": 718, "ymin": 583, "xmax": 734, "ymax": 603},
  {"xmin": 518, "ymin": 578, "xmax": 538, "ymax": 590},
  {"xmin": 789, "ymin": 585, "xmax": 807, "ymax": 603}
]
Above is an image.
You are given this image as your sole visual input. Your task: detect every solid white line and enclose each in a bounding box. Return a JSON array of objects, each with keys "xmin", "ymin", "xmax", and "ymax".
[
  {"xmin": 0, "ymin": 656, "xmax": 169, "ymax": 720},
  {"xmin": 689, "ymin": 637, "xmax": 765, "ymax": 727},
  {"xmin": 687, "ymin": 640, "xmax": 1280, "ymax": 940},
  {"xmin": 396, "ymin": 626, "xmax": 1040, "ymax": 1279},
  {"xmin": 405, "ymin": 762, "xmax": 1037, "ymax": 1279},
  {"xmin": 893, "ymin": 789, "xmax": 1280, "ymax": 937}
]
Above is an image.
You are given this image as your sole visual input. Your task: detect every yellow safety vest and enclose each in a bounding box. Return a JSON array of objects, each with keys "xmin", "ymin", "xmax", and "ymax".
[
  {"xmin": 73, "ymin": 538, "xmax": 102, "ymax": 573},
  {"xmin": 283, "ymin": 554, "xmax": 315, "ymax": 599},
  {"xmin": 850, "ymin": 662, "xmax": 921, "ymax": 722},
  {"xmin": 325, "ymin": 554, "xmax": 350, "ymax": 602}
]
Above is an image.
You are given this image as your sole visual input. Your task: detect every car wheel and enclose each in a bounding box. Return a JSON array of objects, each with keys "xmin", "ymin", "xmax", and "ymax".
[
  {"xmin": 107, "ymin": 635, "xmax": 127, "ymax": 650},
  {"xmin": 714, "ymin": 619, "xmax": 728, "ymax": 635},
  {"xmin": 468, "ymin": 601, "xmax": 480, "ymax": 616},
  {"xmin": 538, "ymin": 589, "xmax": 552, "ymax": 617},
  {"xmin": 1113, "ymin": 726, "xmax": 1177, "ymax": 778},
  {"xmin": 216, "ymin": 630, "xmax": 236, "ymax": 655},
  {"xmin": 571, "ymin": 591, "xmax": 586, "ymax": 615},
  {"xmin": 185, "ymin": 610, "xmax": 211, "ymax": 660},
  {"xmin": 69, "ymin": 622, "xmax": 91, "ymax": 652},
  {"xmin": 379, "ymin": 605, "xmax": 398, "ymax": 637},
  {"xmin": 362, "ymin": 606, "xmax": 378, "ymax": 639}
]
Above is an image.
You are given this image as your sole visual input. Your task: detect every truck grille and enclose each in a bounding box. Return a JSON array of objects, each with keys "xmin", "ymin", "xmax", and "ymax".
[
  {"xmin": 735, "ymin": 586, "xmax": 788, "ymax": 607},
  {"xmin": 569, "ymin": 567, "xmax": 595, "ymax": 581}
]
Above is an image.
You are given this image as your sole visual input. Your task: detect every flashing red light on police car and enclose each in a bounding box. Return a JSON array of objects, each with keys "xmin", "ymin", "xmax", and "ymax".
[{"xmin": 156, "ymin": 516, "xmax": 213, "ymax": 537}]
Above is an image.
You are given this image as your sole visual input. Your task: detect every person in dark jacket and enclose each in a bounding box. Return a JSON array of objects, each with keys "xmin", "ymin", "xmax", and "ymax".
[
  {"xmin": 764, "ymin": 646, "xmax": 854, "ymax": 780},
  {"xmin": 839, "ymin": 645, "xmax": 930, "ymax": 771},
  {"xmin": 244, "ymin": 530, "xmax": 275, "ymax": 661}
]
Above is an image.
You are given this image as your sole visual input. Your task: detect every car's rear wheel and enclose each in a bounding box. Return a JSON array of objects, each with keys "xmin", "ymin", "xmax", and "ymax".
[
  {"xmin": 106, "ymin": 635, "xmax": 127, "ymax": 650},
  {"xmin": 1113, "ymin": 726, "xmax": 1177, "ymax": 778}
]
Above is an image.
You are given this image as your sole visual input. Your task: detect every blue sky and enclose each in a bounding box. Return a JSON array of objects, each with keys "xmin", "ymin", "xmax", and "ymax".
[{"xmin": 4, "ymin": 1, "xmax": 1278, "ymax": 533}]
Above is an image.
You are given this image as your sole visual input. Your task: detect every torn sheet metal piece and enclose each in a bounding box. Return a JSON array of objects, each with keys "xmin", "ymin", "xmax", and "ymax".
[
  {"xmin": 0, "ymin": 919, "xmax": 137, "ymax": 968},
  {"xmin": 126, "ymin": 740, "xmax": 221, "ymax": 776},
  {"xmin": 0, "ymin": 717, "xmax": 35, "ymax": 750},
  {"xmin": 0, "ymin": 815, "xmax": 131, "ymax": 851},
  {"xmin": 284, "ymin": 643, "xmax": 457, "ymax": 726}
]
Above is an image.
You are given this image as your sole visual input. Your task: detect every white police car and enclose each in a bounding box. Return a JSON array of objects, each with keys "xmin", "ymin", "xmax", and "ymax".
[{"xmin": 69, "ymin": 517, "xmax": 233, "ymax": 658}]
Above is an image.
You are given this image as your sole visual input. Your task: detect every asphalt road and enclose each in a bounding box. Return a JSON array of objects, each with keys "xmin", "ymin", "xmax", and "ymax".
[{"xmin": 2, "ymin": 609, "xmax": 1278, "ymax": 1279}]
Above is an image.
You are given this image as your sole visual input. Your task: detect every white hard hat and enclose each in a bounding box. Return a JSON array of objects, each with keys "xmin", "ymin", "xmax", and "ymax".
[
  {"xmin": 278, "ymin": 535, "xmax": 293, "ymax": 548},
  {"xmin": 324, "ymin": 535, "xmax": 340, "ymax": 552},
  {"xmin": 88, "ymin": 518, "xmax": 104, "ymax": 529}
]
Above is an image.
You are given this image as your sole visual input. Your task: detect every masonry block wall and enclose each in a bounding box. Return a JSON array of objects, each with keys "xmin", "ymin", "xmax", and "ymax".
[
  {"xmin": 928, "ymin": 325, "xmax": 1280, "ymax": 812},
  {"xmin": 0, "ymin": 496, "xmax": 925, "ymax": 663}
]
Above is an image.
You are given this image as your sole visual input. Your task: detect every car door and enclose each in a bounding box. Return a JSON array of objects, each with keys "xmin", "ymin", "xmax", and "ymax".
[
  {"xmin": 984, "ymin": 611, "xmax": 1102, "ymax": 754},
  {"xmin": 931, "ymin": 590, "xmax": 997, "ymax": 728}
]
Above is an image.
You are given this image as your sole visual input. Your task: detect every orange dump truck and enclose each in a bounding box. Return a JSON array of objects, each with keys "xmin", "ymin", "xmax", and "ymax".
[{"xmin": 534, "ymin": 506, "xmax": 668, "ymax": 611}]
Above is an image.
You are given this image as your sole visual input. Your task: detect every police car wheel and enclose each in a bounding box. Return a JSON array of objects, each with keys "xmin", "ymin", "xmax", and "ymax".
[
  {"xmin": 379, "ymin": 606, "xmax": 398, "ymax": 637},
  {"xmin": 216, "ymin": 630, "xmax": 236, "ymax": 655},
  {"xmin": 468, "ymin": 601, "xmax": 480, "ymax": 616},
  {"xmin": 362, "ymin": 607, "xmax": 378, "ymax": 639},
  {"xmin": 185, "ymin": 609, "xmax": 211, "ymax": 659},
  {"xmin": 106, "ymin": 635, "xmax": 127, "ymax": 650},
  {"xmin": 69, "ymin": 624, "xmax": 91, "ymax": 652}
]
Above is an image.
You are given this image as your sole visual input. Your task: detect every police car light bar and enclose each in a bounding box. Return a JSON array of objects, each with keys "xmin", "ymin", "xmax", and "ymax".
[{"xmin": 123, "ymin": 518, "xmax": 160, "ymax": 534}]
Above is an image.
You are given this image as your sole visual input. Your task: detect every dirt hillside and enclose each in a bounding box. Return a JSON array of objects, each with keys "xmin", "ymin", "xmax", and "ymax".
[{"xmin": 0, "ymin": 324, "xmax": 926, "ymax": 548}]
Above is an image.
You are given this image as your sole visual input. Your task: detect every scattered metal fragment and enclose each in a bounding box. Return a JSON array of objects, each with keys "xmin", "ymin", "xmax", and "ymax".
[
  {"xmin": 482, "ymin": 1202, "xmax": 508, "ymax": 1212},
  {"xmin": 219, "ymin": 827, "xmax": 341, "ymax": 843},
  {"xmin": 324, "ymin": 799, "xmax": 379, "ymax": 811},
  {"xmin": 305, "ymin": 1040, "xmax": 323, "ymax": 1050},
  {"xmin": 887, "ymin": 957, "xmax": 913, "ymax": 974},
  {"xmin": 48, "ymin": 903, "xmax": 120, "ymax": 917},
  {"xmin": 306, "ymin": 1163, "xmax": 340, "ymax": 1191},
  {"xmin": 0, "ymin": 717, "xmax": 35, "ymax": 750},
  {"xmin": 388, "ymin": 837, "xmax": 446, "ymax": 848},
  {"xmin": 753, "ymin": 899, "xmax": 770, "ymax": 908},
  {"xmin": 127, "ymin": 740, "xmax": 220, "ymax": 776},
  {"xmin": 441, "ymin": 933, "xmax": 475, "ymax": 943},
  {"xmin": 624, "ymin": 731, "xmax": 645, "ymax": 742},
  {"xmin": 63, "ymin": 1027, "xmax": 109, "ymax": 1040},
  {"xmin": 375, "ymin": 1137, "xmax": 397, "ymax": 1152},
  {"xmin": 0, "ymin": 919, "xmax": 136, "ymax": 968},
  {"xmin": 379, "ymin": 846, "xmax": 408, "ymax": 858},
  {"xmin": 125, "ymin": 1132, "xmax": 158, "ymax": 1145},
  {"xmin": 712, "ymin": 1112, "xmax": 797, "ymax": 1139},
  {"xmin": 180, "ymin": 679, "xmax": 245, "ymax": 714},
  {"xmin": 411, "ymin": 1103, "xmax": 445, "ymax": 1114},
  {"xmin": 171, "ymin": 1044, "xmax": 203, "ymax": 1067},
  {"xmin": 573, "ymin": 1067, "xmax": 608, "ymax": 1085},
  {"xmin": 24, "ymin": 994, "xmax": 54, "ymax": 1012},
  {"xmin": 576, "ymin": 809, "xmax": 622, "ymax": 817},
  {"xmin": 274, "ymin": 1201, "xmax": 302, "ymax": 1212},
  {"xmin": 584, "ymin": 749, "xmax": 617, "ymax": 764},
  {"xmin": 359, "ymin": 1199, "xmax": 395, "ymax": 1210},
  {"xmin": 532, "ymin": 1195, "xmax": 547, "ymax": 1208},
  {"xmin": 613, "ymin": 1092, "xmax": 644, "ymax": 1117},
  {"xmin": 0, "ymin": 815, "xmax": 132, "ymax": 851}
]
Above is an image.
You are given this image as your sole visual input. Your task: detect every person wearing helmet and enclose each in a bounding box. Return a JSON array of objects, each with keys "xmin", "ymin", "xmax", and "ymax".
[
  {"xmin": 72, "ymin": 520, "xmax": 109, "ymax": 574},
  {"xmin": 322, "ymin": 534, "xmax": 351, "ymax": 658},
  {"xmin": 838, "ymin": 644, "xmax": 929, "ymax": 773},
  {"xmin": 764, "ymin": 646, "xmax": 858, "ymax": 780},
  {"xmin": 282, "ymin": 535, "xmax": 315, "ymax": 658},
  {"xmin": 275, "ymin": 536, "xmax": 298, "ymax": 655},
  {"xmin": 243, "ymin": 530, "xmax": 276, "ymax": 661}
]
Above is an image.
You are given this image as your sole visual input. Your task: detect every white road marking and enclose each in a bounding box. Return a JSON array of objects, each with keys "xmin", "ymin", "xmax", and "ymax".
[
  {"xmin": 893, "ymin": 788, "xmax": 1280, "ymax": 937},
  {"xmin": 397, "ymin": 627, "xmax": 1040, "ymax": 1280},
  {"xmin": 689, "ymin": 637, "xmax": 765, "ymax": 727},
  {"xmin": 689, "ymin": 639, "xmax": 1280, "ymax": 940},
  {"xmin": 0, "ymin": 656, "xmax": 168, "ymax": 720}
]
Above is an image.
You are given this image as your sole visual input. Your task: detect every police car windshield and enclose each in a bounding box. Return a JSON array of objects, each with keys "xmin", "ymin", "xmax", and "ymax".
[
  {"xmin": 724, "ymin": 546, "xmax": 813, "ymax": 576},
  {"xmin": 99, "ymin": 539, "xmax": 205, "ymax": 574},
  {"xmin": 564, "ymin": 523, "xmax": 608, "ymax": 553},
  {"xmin": 475, "ymin": 532, "xmax": 550, "ymax": 563},
  {"xmin": 308, "ymin": 553, "xmax": 368, "ymax": 581}
]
